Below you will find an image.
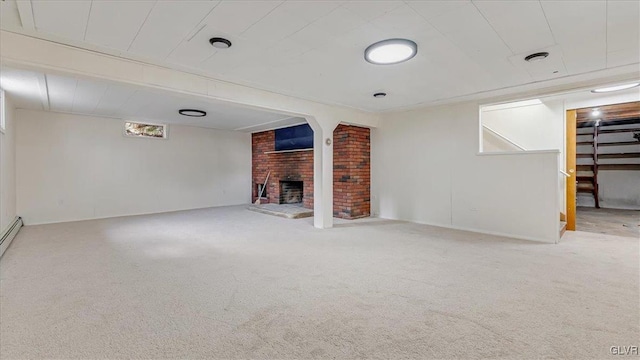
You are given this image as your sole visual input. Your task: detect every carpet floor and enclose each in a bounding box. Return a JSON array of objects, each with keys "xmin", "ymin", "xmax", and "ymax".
[{"xmin": 1, "ymin": 206, "xmax": 638, "ymax": 359}]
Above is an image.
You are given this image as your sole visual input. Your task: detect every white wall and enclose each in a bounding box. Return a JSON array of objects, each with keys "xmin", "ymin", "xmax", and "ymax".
[
  {"xmin": 481, "ymin": 100, "xmax": 566, "ymax": 214},
  {"xmin": 0, "ymin": 95, "xmax": 17, "ymax": 232},
  {"xmin": 16, "ymin": 109, "xmax": 251, "ymax": 225},
  {"xmin": 482, "ymin": 127, "xmax": 523, "ymax": 152},
  {"xmin": 481, "ymin": 100, "xmax": 564, "ymax": 153},
  {"xmin": 373, "ymin": 102, "xmax": 559, "ymax": 243}
]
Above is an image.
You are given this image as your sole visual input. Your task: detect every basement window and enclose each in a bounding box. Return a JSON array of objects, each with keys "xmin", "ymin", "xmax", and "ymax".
[{"xmin": 124, "ymin": 121, "xmax": 167, "ymax": 139}]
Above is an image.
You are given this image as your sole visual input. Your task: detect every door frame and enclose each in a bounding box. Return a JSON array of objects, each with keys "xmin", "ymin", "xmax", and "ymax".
[{"xmin": 566, "ymin": 109, "xmax": 577, "ymax": 230}]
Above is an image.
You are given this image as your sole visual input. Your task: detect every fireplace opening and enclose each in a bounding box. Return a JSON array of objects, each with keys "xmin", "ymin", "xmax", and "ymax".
[{"xmin": 280, "ymin": 181, "xmax": 303, "ymax": 205}]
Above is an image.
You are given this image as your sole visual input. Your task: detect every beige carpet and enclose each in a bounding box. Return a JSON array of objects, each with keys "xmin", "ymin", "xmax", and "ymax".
[{"xmin": 1, "ymin": 206, "xmax": 638, "ymax": 359}]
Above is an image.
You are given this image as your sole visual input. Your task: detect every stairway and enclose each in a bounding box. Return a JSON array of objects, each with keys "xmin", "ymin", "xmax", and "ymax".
[
  {"xmin": 576, "ymin": 117, "xmax": 640, "ymax": 208},
  {"xmin": 576, "ymin": 120, "xmax": 601, "ymax": 208}
]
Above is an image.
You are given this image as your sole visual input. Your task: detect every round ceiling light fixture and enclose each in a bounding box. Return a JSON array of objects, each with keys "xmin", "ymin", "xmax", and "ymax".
[
  {"xmin": 373, "ymin": 92, "xmax": 387, "ymax": 98},
  {"xmin": 591, "ymin": 82, "xmax": 640, "ymax": 93},
  {"xmin": 209, "ymin": 37, "xmax": 232, "ymax": 49},
  {"xmin": 179, "ymin": 109, "xmax": 207, "ymax": 117},
  {"xmin": 365, "ymin": 39, "xmax": 417, "ymax": 65},
  {"xmin": 524, "ymin": 52, "xmax": 549, "ymax": 62}
]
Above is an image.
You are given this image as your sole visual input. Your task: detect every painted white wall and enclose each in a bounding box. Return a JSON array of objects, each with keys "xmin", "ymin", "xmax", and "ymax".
[
  {"xmin": 481, "ymin": 100, "xmax": 566, "ymax": 215},
  {"xmin": 16, "ymin": 109, "xmax": 251, "ymax": 225},
  {"xmin": 373, "ymin": 102, "xmax": 559, "ymax": 243},
  {"xmin": 0, "ymin": 95, "xmax": 17, "ymax": 232},
  {"xmin": 481, "ymin": 100, "xmax": 564, "ymax": 153},
  {"xmin": 482, "ymin": 127, "xmax": 523, "ymax": 152},
  {"xmin": 597, "ymin": 171, "xmax": 640, "ymax": 209}
]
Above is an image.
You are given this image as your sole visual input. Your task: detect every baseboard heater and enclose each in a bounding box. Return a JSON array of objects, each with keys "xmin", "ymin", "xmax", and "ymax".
[{"xmin": 0, "ymin": 216, "xmax": 23, "ymax": 258}]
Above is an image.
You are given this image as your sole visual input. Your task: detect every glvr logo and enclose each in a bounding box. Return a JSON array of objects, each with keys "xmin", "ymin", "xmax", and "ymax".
[{"xmin": 610, "ymin": 346, "xmax": 638, "ymax": 356}]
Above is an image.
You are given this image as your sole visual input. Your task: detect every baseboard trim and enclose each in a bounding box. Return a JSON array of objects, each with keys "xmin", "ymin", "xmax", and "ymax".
[
  {"xmin": 0, "ymin": 216, "xmax": 23, "ymax": 258},
  {"xmin": 378, "ymin": 216, "xmax": 557, "ymax": 244}
]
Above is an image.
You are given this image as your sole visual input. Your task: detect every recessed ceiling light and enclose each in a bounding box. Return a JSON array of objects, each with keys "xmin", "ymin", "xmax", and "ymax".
[
  {"xmin": 373, "ymin": 92, "xmax": 387, "ymax": 98},
  {"xmin": 591, "ymin": 82, "xmax": 640, "ymax": 93},
  {"xmin": 179, "ymin": 109, "xmax": 207, "ymax": 117},
  {"xmin": 209, "ymin": 37, "xmax": 232, "ymax": 49},
  {"xmin": 591, "ymin": 109, "xmax": 601, "ymax": 117},
  {"xmin": 365, "ymin": 39, "xmax": 417, "ymax": 65},
  {"xmin": 524, "ymin": 52, "xmax": 549, "ymax": 62}
]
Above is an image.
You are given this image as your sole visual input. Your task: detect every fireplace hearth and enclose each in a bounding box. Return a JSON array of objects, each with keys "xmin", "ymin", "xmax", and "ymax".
[{"xmin": 280, "ymin": 181, "xmax": 303, "ymax": 204}]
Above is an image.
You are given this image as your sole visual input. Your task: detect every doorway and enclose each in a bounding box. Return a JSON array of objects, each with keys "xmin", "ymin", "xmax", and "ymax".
[{"xmin": 566, "ymin": 101, "xmax": 640, "ymax": 237}]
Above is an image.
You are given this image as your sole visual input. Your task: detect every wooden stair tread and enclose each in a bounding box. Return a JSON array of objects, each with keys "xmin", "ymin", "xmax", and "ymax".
[
  {"xmin": 598, "ymin": 152, "xmax": 640, "ymax": 159},
  {"xmin": 597, "ymin": 127, "xmax": 640, "ymax": 134},
  {"xmin": 597, "ymin": 141, "xmax": 640, "ymax": 147}
]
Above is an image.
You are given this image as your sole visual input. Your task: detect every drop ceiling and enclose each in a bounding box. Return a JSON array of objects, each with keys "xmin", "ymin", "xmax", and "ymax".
[
  {"xmin": 0, "ymin": 0, "xmax": 639, "ymax": 112},
  {"xmin": 0, "ymin": 67, "xmax": 303, "ymax": 132}
]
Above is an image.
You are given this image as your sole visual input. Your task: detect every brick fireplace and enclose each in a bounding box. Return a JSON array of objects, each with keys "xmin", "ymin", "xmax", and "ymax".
[{"xmin": 252, "ymin": 124, "xmax": 370, "ymax": 219}]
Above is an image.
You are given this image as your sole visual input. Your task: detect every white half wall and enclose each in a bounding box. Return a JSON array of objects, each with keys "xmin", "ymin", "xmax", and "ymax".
[
  {"xmin": 481, "ymin": 100, "xmax": 566, "ymax": 214},
  {"xmin": 374, "ymin": 102, "xmax": 559, "ymax": 243},
  {"xmin": 0, "ymin": 95, "xmax": 17, "ymax": 232},
  {"xmin": 16, "ymin": 109, "xmax": 251, "ymax": 225}
]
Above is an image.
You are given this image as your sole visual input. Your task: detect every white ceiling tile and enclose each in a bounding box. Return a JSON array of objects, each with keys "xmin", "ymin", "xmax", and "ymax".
[
  {"xmin": 4, "ymin": 67, "xmax": 296, "ymax": 131},
  {"xmin": 239, "ymin": 4, "xmax": 310, "ymax": 44},
  {"xmin": 8, "ymin": 1, "xmax": 636, "ymax": 112},
  {"xmin": 508, "ymin": 45, "xmax": 566, "ymax": 82},
  {"xmin": 197, "ymin": 35, "xmax": 267, "ymax": 73},
  {"xmin": 284, "ymin": 6, "xmax": 367, "ymax": 51},
  {"xmin": 473, "ymin": 0, "xmax": 555, "ymax": 54},
  {"xmin": 46, "ymin": 74, "xmax": 78, "ymax": 113},
  {"xmin": 607, "ymin": 0, "xmax": 640, "ymax": 67},
  {"xmin": 561, "ymin": 44, "xmax": 607, "ymax": 74},
  {"xmin": 370, "ymin": 4, "xmax": 435, "ymax": 35},
  {"xmin": 165, "ymin": 27, "xmax": 220, "ymax": 68},
  {"xmin": 277, "ymin": 1, "xmax": 343, "ymax": 23},
  {"xmin": 201, "ymin": 1, "xmax": 282, "ymax": 35},
  {"xmin": 406, "ymin": 0, "xmax": 470, "ymax": 23},
  {"xmin": 94, "ymin": 84, "xmax": 137, "ymax": 117},
  {"xmin": 32, "ymin": 0, "xmax": 91, "ymax": 40},
  {"xmin": 85, "ymin": 1, "xmax": 155, "ymax": 51},
  {"xmin": 541, "ymin": 0, "xmax": 607, "ymax": 73},
  {"xmin": 0, "ymin": 0, "xmax": 25, "ymax": 30},
  {"xmin": 128, "ymin": 1, "xmax": 219, "ymax": 59},
  {"xmin": 419, "ymin": 2, "xmax": 513, "ymax": 60},
  {"xmin": 72, "ymin": 79, "xmax": 109, "ymax": 114},
  {"xmin": 607, "ymin": 48, "xmax": 640, "ymax": 68},
  {"xmin": 0, "ymin": 67, "xmax": 44, "ymax": 110},
  {"xmin": 340, "ymin": 0, "xmax": 403, "ymax": 22}
]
